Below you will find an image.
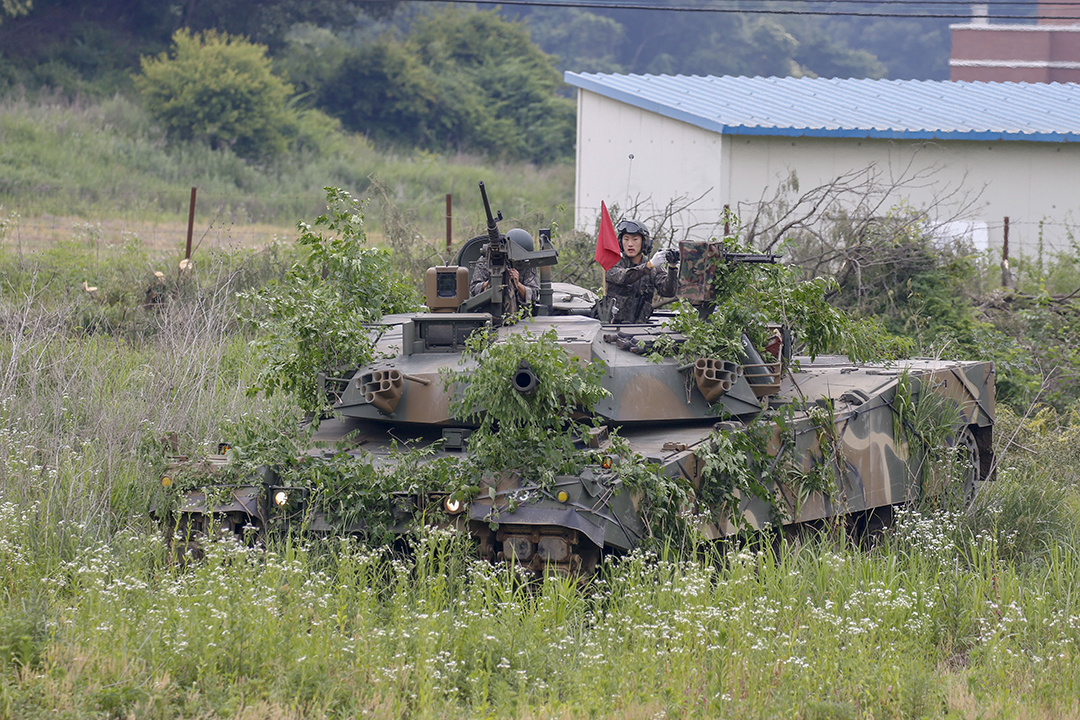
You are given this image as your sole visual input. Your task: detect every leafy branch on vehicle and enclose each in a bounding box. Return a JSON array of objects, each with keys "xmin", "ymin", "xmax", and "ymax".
[
  {"xmin": 651, "ymin": 238, "xmax": 912, "ymax": 367},
  {"xmin": 240, "ymin": 187, "xmax": 420, "ymax": 420},
  {"xmin": 444, "ymin": 320, "xmax": 610, "ymax": 487},
  {"xmin": 165, "ymin": 413, "xmax": 475, "ymax": 544},
  {"xmin": 692, "ymin": 400, "xmax": 851, "ymax": 533},
  {"xmin": 891, "ymin": 370, "xmax": 966, "ymax": 501}
]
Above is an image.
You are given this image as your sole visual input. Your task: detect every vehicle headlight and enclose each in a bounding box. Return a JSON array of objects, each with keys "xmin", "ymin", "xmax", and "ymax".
[
  {"xmin": 444, "ymin": 496, "xmax": 465, "ymax": 514},
  {"xmin": 273, "ymin": 491, "xmax": 289, "ymax": 506},
  {"xmin": 556, "ymin": 490, "xmax": 569, "ymax": 503},
  {"xmin": 161, "ymin": 476, "xmax": 172, "ymax": 488}
]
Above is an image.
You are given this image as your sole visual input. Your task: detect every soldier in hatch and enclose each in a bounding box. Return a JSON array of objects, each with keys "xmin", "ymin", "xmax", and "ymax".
[
  {"xmin": 470, "ymin": 227, "xmax": 540, "ymax": 317},
  {"xmin": 601, "ymin": 219, "xmax": 679, "ymax": 324}
]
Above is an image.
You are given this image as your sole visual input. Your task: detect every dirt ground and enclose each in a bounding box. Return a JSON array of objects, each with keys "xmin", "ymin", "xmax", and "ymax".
[{"xmin": 2, "ymin": 214, "xmax": 298, "ymax": 256}]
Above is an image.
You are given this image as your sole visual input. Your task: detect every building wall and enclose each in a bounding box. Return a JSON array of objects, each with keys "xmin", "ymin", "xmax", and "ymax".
[
  {"xmin": 950, "ymin": 24, "xmax": 1080, "ymax": 83},
  {"xmin": 574, "ymin": 90, "xmax": 725, "ymax": 240},
  {"xmin": 723, "ymin": 135, "xmax": 1079, "ymax": 254},
  {"xmin": 575, "ymin": 89, "xmax": 1080, "ymax": 255}
]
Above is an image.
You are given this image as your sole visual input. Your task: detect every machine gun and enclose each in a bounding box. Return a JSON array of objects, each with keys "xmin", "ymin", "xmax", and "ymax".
[
  {"xmin": 459, "ymin": 182, "xmax": 558, "ymax": 319},
  {"xmin": 677, "ymin": 240, "xmax": 783, "ymax": 306},
  {"xmin": 479, "ymin": 181, "xmax": 509, "ymax": 284}
]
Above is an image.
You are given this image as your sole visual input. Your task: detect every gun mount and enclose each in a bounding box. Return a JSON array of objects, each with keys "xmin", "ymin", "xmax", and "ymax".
[{"xmin": 456, "ymin": 182, "xmax": 558, "ymax": 320}]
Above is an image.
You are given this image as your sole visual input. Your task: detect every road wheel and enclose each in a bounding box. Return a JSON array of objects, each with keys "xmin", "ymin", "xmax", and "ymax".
[{"xmin": 955, "ymin": 425, "xmax": 981, "ymax": 504}]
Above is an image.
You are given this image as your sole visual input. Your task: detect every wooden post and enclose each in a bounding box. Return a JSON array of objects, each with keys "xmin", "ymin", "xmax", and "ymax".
[
  {"xmin": 185, "ymin": 187, "xmax": 197, "ymax": 260},
  {"xmin": 445, "ymin": 193, "xmax": 453, "ymax": 258},
  {"xmin": 1001, "ymin": 215, "xmax": 1014, "ymax": 289}
]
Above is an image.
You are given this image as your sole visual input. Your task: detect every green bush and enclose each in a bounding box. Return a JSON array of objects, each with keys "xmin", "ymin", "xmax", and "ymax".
[
  {"xmin": 320, "ymin": 38, "xmax": 440, "ymax": 147},
  {"xmin": 135, "ymin": 28, "xmax": 296, "ymax": 159}
]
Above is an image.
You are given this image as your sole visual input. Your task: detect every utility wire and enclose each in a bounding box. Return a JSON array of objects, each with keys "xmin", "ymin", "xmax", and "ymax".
[
  {"xmin": 401, "ymin": 0, "xmax": 1080, "ymax": 20},
  {"xmin": 699, "ymin": 0, "xmax": 1080, "ymax": 4}
]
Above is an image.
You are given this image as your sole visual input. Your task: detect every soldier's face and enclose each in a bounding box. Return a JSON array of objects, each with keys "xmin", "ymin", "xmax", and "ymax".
[{"xmin": 622, "ymin": 233, "xmax": 643, "ymax": 259}]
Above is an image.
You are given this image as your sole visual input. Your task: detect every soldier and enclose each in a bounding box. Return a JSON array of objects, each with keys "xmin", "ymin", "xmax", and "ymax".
[
  {"xmin": 470, "ymin": 228, "xmax": 540, "ymax": 316},
  {"xmin": 599, "ymin": 219, "xmax": 679, "ymax": 324}
]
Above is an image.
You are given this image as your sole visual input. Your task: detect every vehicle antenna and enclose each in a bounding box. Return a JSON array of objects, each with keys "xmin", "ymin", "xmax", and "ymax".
[{"xmin": 624, "ymin": 154, "xmax": 634, "ymax": 210}]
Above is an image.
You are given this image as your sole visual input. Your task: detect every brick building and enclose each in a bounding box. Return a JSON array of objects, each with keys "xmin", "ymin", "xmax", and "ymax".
[{"xmin": 951, "ymin": 2, "xmax": 1080, "ymax": 82}]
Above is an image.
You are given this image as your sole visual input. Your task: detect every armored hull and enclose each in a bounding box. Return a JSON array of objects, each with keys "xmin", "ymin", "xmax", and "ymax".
[{"xmin": 165, "ymin": 306, "xmax": 994, "ymax": 574}]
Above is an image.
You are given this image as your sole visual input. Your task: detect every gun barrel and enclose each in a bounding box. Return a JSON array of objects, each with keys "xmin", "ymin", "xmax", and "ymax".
[
  {"xmin": 722, "ymin": 252, "xmax": 781, "ymax": 264},
  {"xmin": 479, "ymin": 181, "xmax": 501, "ymax": 245},
  {"xmin": 512, "ymin": 361, "xmax": 538, "ymax": 395}
]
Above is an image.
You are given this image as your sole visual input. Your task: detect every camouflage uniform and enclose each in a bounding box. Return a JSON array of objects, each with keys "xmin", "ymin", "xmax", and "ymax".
[
  {"xmin": 470, "ymin": 254, "xmax": 540, "ymax": 317},
  {"xmin": 603, "ymin": 257, "xmax": 677, "ymax": 324}
]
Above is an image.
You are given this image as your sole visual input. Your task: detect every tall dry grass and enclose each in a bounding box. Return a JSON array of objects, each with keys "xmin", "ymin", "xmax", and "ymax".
[
  {"xmin": 0, "ymin": 246, "xmax": 288, "ymax": 563},
  {"xmin": 0, "ymin": 92, "xmax": 574, "ymax": 239}
]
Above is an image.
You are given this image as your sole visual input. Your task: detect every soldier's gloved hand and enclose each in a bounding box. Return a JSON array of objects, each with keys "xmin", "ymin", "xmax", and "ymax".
[
  {"xmin": 650, "ymin": 249, "xmax": 667, "ymax": 268},
  {"xmin": 666, "ymin": 249, "xmax": 680, "ymax": 265}
]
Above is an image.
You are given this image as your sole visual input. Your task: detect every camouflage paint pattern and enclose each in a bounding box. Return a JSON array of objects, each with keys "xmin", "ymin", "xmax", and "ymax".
[
  {"xmin": 163, "ymin": 251, "xmax": 995, "ymax": 570},
  {"xmin": 291, "ymin": 313, "xmax": 996, "ymax": 546},
  {"xmin": 677, "ymin": 239, "xmax": 725, "ymax": 304}
]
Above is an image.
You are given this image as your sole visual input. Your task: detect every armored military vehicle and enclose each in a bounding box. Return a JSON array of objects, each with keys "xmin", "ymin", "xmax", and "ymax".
[{"xmin": 160, "ymin": 183, "xmax": 995, "ymax": 574}]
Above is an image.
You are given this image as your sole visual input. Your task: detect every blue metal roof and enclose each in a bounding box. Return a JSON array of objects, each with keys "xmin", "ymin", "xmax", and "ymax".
[{"xmin": 563, "ymin": 73, "xmax": 1080, "ymax": 142}]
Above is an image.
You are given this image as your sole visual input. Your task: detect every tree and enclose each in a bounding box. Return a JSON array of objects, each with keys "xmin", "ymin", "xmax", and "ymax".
[
  {"xmin": 823, "ymin": 16, "xmax": 951, "ymax": 80},
  {"xmin": 135, "ymin": 29, "xmax": 295, "ymax": 159},
  {"xmin": 522, "ymin": 8, "xmax": 626, "ymax": 74},
  {"xmin": 319, "ymin": 38, "xmax": 440, "ymax": 147},
  {"xmin": 794, "ymin": 33, "xmax": 886, "ymax": 79},
  {"xmin": 319, "ymin": 8, "xmax": 575, "ymax": 164},
  {"xmin": 177, "ymin": 0, "xmax": 400, "ymax": 49},
  {"xmin": 514, "ymin": 2, "xmax": 921, "ymax": 79}
]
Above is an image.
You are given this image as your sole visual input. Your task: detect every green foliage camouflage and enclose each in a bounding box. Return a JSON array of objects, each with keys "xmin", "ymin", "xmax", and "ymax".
[
  {"xmin": 187, "ymin": 414, "xmax": 468, "ymax": 545},
  {"xmin": 653, "ymin": 238, "xmax": 912, "ymax": 366},
  {"xmin": 693, "ymin": 400, "xmax": 850, "ymax": 533},
  {"xmin": 446, "ymin": 319, "xmax": 610, "ymax": 486},
  {"xmin": 242, "ymin": 187, "xmax": 420, "ymax": 417}
]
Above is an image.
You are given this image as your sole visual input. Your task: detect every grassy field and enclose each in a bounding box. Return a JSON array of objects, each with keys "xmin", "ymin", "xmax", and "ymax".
[
  {"xmin": 0, "ymin": 93, "xmax": 576, "ymax": 257},
  {"xmin": 3, "ymin": 218, "xmax": 1080, "ymax": 719}
]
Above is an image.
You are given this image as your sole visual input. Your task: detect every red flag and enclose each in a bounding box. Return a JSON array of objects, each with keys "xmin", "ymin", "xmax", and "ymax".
[{"xmin": 594, "ymin": 201, "xmax": 621, "ymax": 271}]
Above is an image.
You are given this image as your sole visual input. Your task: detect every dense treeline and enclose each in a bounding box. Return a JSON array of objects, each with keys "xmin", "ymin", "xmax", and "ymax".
[
  {"xmin": 310, "ymin": 9, "xmax": 574, "ymax": 163},
  {"xmin": 520, "ymin": 4, "xmax": 960, "ymax": 81},
  {"xmin": 1, "ymin": 2, "xmax": 574, "ymax": 162},
  {"xmin": 0, "ymin": 0, "xmax": 990, "ymax": 84},
  {"xmin": 0, "ymin": 0, "xmax": 1015, "ymax": 165},
  {"xmin": 0, "ymin": 0, "xmax": 964, "ymax": 87}
]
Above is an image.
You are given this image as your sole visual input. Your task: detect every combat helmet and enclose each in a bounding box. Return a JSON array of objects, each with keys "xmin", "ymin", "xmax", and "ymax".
[{"xmin": 616, "ymin": 219, "xmax": 652, "ymax": 255}]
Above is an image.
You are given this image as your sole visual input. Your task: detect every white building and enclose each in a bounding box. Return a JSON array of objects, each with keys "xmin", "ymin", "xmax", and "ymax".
[{"xmin": 564, "ymin": 72, "xmax": 1080, "ymax": 255}]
